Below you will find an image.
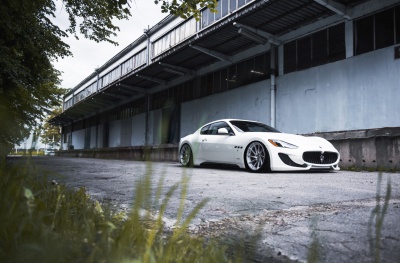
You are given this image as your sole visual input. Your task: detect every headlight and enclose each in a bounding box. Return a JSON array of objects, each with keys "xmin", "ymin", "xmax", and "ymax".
[{"xmin": 268, "ymin": 139, "xmax": 298, "ymax": 149}]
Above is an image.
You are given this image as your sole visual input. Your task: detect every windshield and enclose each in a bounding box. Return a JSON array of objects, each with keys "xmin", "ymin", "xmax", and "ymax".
[{"xmin": 230, "ymin": 120, "xmax": 281, "ymax": 133}]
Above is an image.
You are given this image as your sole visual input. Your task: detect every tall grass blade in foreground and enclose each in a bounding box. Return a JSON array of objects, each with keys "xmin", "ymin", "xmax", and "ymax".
[
  {"xmin": 0, "ymin": 160, "xmax": 236, "ymax": 263},
  {"xmin": 368, "ymin": 172, "xmax": 392, "ymax": 263}
]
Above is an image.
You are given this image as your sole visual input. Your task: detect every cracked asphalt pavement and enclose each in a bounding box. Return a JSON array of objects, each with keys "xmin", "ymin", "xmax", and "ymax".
[{"xmin": 12, "ymin": 156, "xmax": 400, "ymax": 262}]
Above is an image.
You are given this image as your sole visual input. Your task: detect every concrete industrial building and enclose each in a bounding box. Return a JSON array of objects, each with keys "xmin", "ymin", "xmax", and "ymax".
[{"xmin": 52, "ymin": 0, "xmax": 400, "ymax": 169}]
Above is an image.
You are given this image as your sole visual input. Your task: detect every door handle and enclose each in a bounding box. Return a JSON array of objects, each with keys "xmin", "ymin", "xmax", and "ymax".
[{"xmin": 202, "ymin": 138, "xmax": 207, "ymax": 142}]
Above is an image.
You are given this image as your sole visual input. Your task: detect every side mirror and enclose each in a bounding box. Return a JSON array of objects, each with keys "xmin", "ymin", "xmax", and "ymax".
[{"xmin": 218, "ymin": 128, "xmax": 229, "ymax": 135}]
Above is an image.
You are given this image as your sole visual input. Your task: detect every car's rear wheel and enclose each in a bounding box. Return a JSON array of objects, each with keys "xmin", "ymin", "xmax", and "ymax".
[
  {"xmin": 245, "ymin": 141, "xmax": 270, "ymax": 172},
  {"xmin": 179, "ymin": 144, "xmax": 193, "ymax": 167}
]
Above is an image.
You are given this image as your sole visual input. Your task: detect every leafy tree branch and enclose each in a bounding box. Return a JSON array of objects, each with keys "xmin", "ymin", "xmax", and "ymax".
[{"xmin": 0, "ymin": 0, "xmax": 213, "ymax": 156}]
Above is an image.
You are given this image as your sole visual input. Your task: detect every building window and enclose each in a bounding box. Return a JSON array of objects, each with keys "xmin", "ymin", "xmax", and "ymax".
[
  {"xmin": 153, "ymin": 18, "xmax": 196, "ymax": 57},
  {"xmin": 213, "ymin": 71, "xmax": 221, "ymax": 93},
  {"xmin": 121, "ymin": 49, "xmax": 147, "ymax": 74},
  {"xmin": 206, "ymin": 73, "xmax": 213, "ymax": 95},
  {"xmin": 355, "ymin": 16, "xmax": 374, "ymax": 55},
  {"xmin": 230, "ymin": 0, "xmax": 237, "ymax": 13},
  {"xmin": 64, "ymin": 98, "xmax": 73, "ymax": 110},
  {"xmin": 297, "ymin": 35, "xmax": 312, "ymax": 70},
  {"xmin": 227, "ymin": 65, "xmax": 237, "ymax": 90},
  {"xmin": 150, "ymin": 51, "xmax": 271, "ymax": 109},
  {"xmin": 252, "ymin": 53, "xmax": 268, "ymax": 82},
  {"xmin": 355, "ymin": 6, "xmax": 399, "ymax": 55},
  {"xmin": 215, "ymin": 0, "xmax": 222, "ymax": 21},
  {"xmin": 375, "ymin": 9, "xmax": 394, "ymax": 49},
  {"xmin": 236, "ymin": 61, "xmax": 246, "ymax": 87},
  {"xmin": 284, "ymin": 41, "xmax": 296, "ymax": 74},
  {"xmin": 284, "ymin": 23, "xmax": 345, "ymax": 74},
  {"xmin": 396, "ymin": 6, "xmax": 400, "ymax": 44},
  {"xmin": 312, "ymin": 30, "xmax": 328, "ymax": 67},
  {"xmin": 101, "ymin": 66, "xmax": 122, "ymax": 88},
  {"xmin": 121, "ymin": 57, "xmax": 133, "ymax": 74},
  {"xmin": 221, "ymin": 0, "xmax": 228, "ymax": 17},
  {"xmin": 238, "ymin": 0, "xmax": 246, "ymax": 9},
  {"xmin": 74, "ymin": 81, "xmax": 97, "ymax": 104},
  {"xmin": 201, "ymin": 0, "xmax": 254, "ymax": 28},
  {"xmin": 328, "ymin": 23, "xmax": 346, "ymax": 62}
]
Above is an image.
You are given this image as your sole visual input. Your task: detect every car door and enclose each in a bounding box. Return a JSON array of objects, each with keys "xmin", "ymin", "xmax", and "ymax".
[
  {"xmin": 201, "ymin": 121, "xmax": 236, "ymax": 163},
  {"xmin": 194, "ymin": 124, "xmax": 210, "ymax": 162}
]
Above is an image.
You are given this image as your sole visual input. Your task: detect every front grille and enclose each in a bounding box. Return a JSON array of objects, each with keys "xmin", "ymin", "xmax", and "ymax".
[{"xmin": 303, "ymin": 151, "xmax": 338, "ymax": 165}]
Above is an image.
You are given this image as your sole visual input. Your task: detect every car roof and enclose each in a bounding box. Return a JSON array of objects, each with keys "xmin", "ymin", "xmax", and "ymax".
[{"xmin": 201, "ymin": 119, "xmax": 260, "ymax": 127}]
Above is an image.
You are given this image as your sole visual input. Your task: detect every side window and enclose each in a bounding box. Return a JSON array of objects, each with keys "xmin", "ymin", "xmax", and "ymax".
[
  {"xmin": 200, "ymin": 124, "xmax": 211, "ymax": 135},
  {"xmin": 208, "ymin": 121, "xmax": 233, "ymax": 135}
]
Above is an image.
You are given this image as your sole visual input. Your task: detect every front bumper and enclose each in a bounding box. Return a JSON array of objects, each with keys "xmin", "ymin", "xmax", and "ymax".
[{"xmin": 270, "ymin": 147, "xmax": 340, "ymax": 171}]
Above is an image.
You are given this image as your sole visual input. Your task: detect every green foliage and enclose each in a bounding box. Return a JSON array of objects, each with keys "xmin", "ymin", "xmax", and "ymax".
[
  {"xmin": 156, "ymin": 0, "xmax": 218, "ymax": 20},
  {"xmin": 8, "ymin": 150, "xmax": 46, "ymax": 156},
  {"xmin": 63, "ymin": 0, "xmax": 130, "ymax": 45},
  {"xmin": 0, "ymin": 160, "xmax": 235, "ymax": 262},
  {"xmin": 0, "ymin": 0, "xmax": 216, "ymax": 157},
  {"xmin": 41, "ymin": 107, "xmax": 63, "ymax": 147},
  {"xmin": 0, "ymin": 0, "xmax": 131, "ymax": 157}
]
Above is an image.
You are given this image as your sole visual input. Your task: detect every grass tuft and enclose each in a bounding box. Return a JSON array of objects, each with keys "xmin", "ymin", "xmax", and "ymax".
[{"xmin": 0, "ymin": 159, "xmax": 236, "ymax": 263}]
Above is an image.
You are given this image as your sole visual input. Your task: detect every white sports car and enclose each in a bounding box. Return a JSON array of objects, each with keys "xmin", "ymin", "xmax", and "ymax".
[{"xmin": 178, "ymin": 119, "xmax": 340, "ymax": 172}]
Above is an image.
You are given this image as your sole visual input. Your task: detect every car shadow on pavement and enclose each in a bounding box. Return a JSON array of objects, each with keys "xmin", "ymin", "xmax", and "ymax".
[{"xmin": 173, "ymin": 162, "xmax": 338, "ymax": 174}]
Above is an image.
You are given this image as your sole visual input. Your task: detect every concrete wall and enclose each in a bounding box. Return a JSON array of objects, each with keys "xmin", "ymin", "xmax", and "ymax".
[
  {"xmin": 277, "ymin": 46, "xmax": 400, "ymax": 134},
  {"xmin": 90, "ymin": 126, "xmax": 96, "ymax": 148},
  {"xmin": 72, "ymin": 129, "xmax": 85, "ymax": 149},
  {"xmin": 150, "ymin": 109, "xmax": 162, "ymax": 145},
  {"xmin": 333, "ymin": 137, "xmax": 400, "ymax": 170},
  {"xmin": 66, "ymin": 109, "xmax": 172, "ymax": 149},
  {"xmin": 121, "ymin": 118, "xmax": 132, "ymax": 147},
  {"xmin": 97, "ymin": 124, "xmax": 104, "ymax": 148},
  {"xmin": 58, "ymin": 144, "xmax": 179, "ymax": 162},
  {"xmin": 109, "ymin": 120, "xmax": 121, "ymax": 147},
  {"xmin": 180, "ymin": 80, "xmax": 271, "ymax": 137},
  {"xmin": 132, "ymin": 114, "xmax": 146, "ymax": 146},
  {"xmin": 310, "ymin": 127, "xmax": 400, "ymax": 170}
]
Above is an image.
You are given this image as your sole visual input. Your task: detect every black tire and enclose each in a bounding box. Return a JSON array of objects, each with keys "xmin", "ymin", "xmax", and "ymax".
[
  {"xmin": 179, "ymin": 144, "xmax": 193, "ymax": 167},
  {"xmin": 244, "ymin": 141, "xmax": 270, "ymax": 173}
]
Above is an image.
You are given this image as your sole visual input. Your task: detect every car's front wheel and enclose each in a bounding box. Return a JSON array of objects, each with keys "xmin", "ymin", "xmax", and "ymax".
[
  {"xmin": 179, "ymin": 144, "xmax": 193, "ymax": 167},
  {"xmin": 244, "ymin": 141, "xmax": 270, "ymax": 172}
]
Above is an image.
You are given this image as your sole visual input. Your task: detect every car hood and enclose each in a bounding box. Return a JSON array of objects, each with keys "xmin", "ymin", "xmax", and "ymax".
[{"xmin": 256, "ymin": 132, "xmax": 335, "ymax": 150}]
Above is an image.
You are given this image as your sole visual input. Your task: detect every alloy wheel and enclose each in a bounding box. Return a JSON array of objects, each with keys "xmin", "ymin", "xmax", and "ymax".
[
  {"xmin": 180, "ymin": 144, "xmax": 192, "ymax": 166},
  {"xmin": 246, "ymin": 142, "xmax": 266, "ymax": 171}
]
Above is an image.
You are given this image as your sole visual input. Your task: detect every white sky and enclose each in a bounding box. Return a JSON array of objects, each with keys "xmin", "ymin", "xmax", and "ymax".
[{"xmin": 52, "ymin": 0, "xmax": 167, "ymax": 89}]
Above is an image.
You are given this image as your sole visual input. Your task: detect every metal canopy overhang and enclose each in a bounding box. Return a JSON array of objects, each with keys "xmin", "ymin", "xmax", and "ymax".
[{"xmin": 50, "ymin": 0, "xmax": 365, "ymax": 125}]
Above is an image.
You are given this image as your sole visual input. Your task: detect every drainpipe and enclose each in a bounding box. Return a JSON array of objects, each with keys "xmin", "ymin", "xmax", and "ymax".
[
  {"xmin": 95, "ymin": 119, "xmax": 98, "ymax": 149},
  {"xmin": 145, "ymin": 94, "xmax": 151, "ymax": 146},
  {"xmin": 144, "ymin": 27, "xmax": 151, "ymax": 146},
  {"xmin": 95, "ymin": 68, "xmax": 100, "ymax": 93},
  {"xmin": 70, "ymin": 121, "xmax": 73, "ymax": 150},
  {"xmin": 95, "ymin": 68, "xmax": 100, "ymax": 149},
  {"xmin": 144, "ymin": 26, "xmax": 151, "ymax": 66},
  {"xmin": 270, "ymin": 44, "xmax": 276, "ymax": 128}
]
